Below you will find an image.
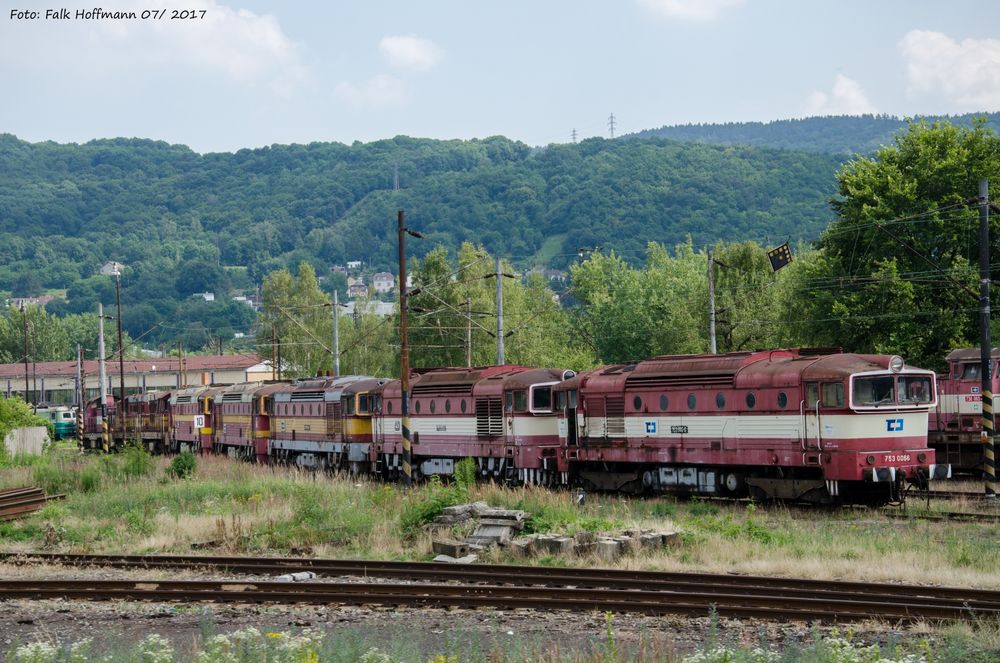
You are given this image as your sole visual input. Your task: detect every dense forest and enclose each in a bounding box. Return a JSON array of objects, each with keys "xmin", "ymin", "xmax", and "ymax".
[
  {"xmin": 0, "ymin": 131, "xmax": 843, "ymax": 347},
  {"xmin": 627, "ymin": 113, "xmax": 1000, "ymax": 155}
]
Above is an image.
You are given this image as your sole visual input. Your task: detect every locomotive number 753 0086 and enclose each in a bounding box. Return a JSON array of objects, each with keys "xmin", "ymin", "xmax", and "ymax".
[{"xmin": 883, "ymin": 454, "xmax": 911, "ymax": 463}]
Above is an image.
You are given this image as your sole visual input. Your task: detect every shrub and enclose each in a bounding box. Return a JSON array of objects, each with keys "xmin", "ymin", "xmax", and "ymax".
[
  {"xmin": 399, "ymin": 476, "xmax": 464, "ymax": 535},
  {"xmin": 120, "ymin": 444, "xmax": 154, "ymax": 478},
  {"xmin": 454, "ymin": 457, "xmax": 476, "ymax": 492},
  {"xmin": 169, "ymin": 451, "xmax": 197, "ymax": 479},
  {"xmin": 79, "ymin": 464, "xmax": 102, "ymax": 493}
]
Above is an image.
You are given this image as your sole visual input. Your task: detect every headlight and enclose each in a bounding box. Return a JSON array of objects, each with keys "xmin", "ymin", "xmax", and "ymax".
[{"xmin": 889, "ymin": 356, "xmax": 904, "ymax": 372}]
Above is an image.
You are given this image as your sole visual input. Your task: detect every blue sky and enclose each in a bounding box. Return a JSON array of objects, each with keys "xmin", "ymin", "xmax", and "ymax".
[{"xmin": 2, "ymin": 0, "xmax": 999, "ymax": 152}]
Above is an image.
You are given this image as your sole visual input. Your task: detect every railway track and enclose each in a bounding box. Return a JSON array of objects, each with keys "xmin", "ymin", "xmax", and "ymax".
[
  {"xmin": 0, "ymin": 487, "xmax": 63, "ymax": 522},
  {"xmin": 918, "ymin": 489, "xmax": 992, "ymax": 501},
  {"xmin": 886, "ymin": 509, "xmax": 1000, "ymax": 523},
  {"xmin": 2, "ymin": 553, "xmax": 998, "ymax": 622}
]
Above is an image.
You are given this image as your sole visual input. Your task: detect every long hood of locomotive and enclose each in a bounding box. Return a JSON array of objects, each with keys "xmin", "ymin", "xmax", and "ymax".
[
  {"xmin": 376, "ymin": 413, "xmax": 558, "ymax": 441},
  {"xmin": 570, "ymin": 409, "xmax": 932, "ymax": 481},
  {"xmin": 585, "ymin": 410, "xmax": 928, "ymax": 441}
]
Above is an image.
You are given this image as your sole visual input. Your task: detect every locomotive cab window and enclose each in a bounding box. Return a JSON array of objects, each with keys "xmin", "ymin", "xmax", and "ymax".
[
  {"xmin": 961, "ymin": 363, "xmax": 983, "ymax": 380},
  {"xmin": 805, "ymin": 383, "xmax": 819, "ymax": 407},
  {"xmin": 357, "ymin": 394, "xmax": 370, "ymax": 414},
  {"xmin": 514, "ymin": 391, "xmax": 528, "ymax": 412},
  {"xmin": 556, "ymin": 391, "xmax": 567, "ymax": 410},
  {"xmin": 568, "ymin": 390, "xmax": 578, "ymax": 409},
  {"xmin": 530, "ymin": 385, "xmax": 553, "ymax": 413},
  {"xmin": 505, "ymin": 392, "xmax": 514, "ymax": 411},
  {"xmin": 852, "ymin": 376, "xmax": 895, "ymax": 406},
  {"xmin": 821, "ymin": 383, "xmax": 845, "ymax": 408},
  {"xmin": 344, "ymin": 397, "xmax": 356, "ymax": 415},
  {"xmin": 899, "ymin": 376, "xmax": 933, "ymax": 404}
]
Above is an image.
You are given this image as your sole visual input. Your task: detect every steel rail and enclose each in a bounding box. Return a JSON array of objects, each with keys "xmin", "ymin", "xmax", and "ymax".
[
  {"xmin": 0, "ymin": 578, "xmax": 994, "ymax": 622},
  {"xmin": 884, "ymin": 510, "xmax": 1000, "ymax": 523},
  {"xmin": 4, "ymin": 553, "xmax": 1000, "ymax": 607}
]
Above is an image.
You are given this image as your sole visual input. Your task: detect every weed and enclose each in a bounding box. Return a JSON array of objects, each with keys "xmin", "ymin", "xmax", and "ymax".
[
  {"xmin": 119, "ymin": 444, "xmax": 154, "ymax": 478},
  {"xmin": 454, "ymin": 457, "xmax": 477, "ymax": 492},
  {"xmin": 79, "ymin": 464, "xmax": 102, "ymax": 493},
  {"xmin": 398, "ymin": 476, "xmax": 464, "ymax": 535},
  {"xmin": 168, "ymin": 451, "xmax": 197, "ymax": 479},
  {"xmin": 602, "ymin": 611, "xmax": 619, "ymax": 663}
]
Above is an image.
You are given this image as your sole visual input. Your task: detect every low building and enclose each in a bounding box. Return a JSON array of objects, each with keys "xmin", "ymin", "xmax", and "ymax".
[
  {"xmin": 0, "ymin": 354, "xmax": 274, "ymax": 405},
  {"xmin": 99, "ymin": 261, "xmax": 125, "ymax": 276},
  {"xmin": 9, "ymin": 296, "xmax": 54, "ymax": 309},
  {"xmin": 348, "ymin": 283, "xmax": 369, "ymax": 298},
  {"xmin": 372, "ymin": 272, "xmax": 394, "ymax": 293},
  {"xmin": 341, "ymin": 300, "xmax": 396, "ymax": 318}
]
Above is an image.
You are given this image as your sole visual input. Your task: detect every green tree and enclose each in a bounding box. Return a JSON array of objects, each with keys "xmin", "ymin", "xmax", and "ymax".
[
  {"xmin": 570, "ymin": 242, "xmax": 707, "ymax": 363},
  {"xmin": 0, "ymin": 305, "xmax": 70, "ymax": 364},
  {"xmin": 258, "ymin": 263, "xmax": 334, "ymax": 377},
  {"xmin": 808, "ymin": 119, "xmax": 1000, "ymax": 367},
  {"xmin": 407, "ymin": 244, "xmax": 592, "ymax": 370}
]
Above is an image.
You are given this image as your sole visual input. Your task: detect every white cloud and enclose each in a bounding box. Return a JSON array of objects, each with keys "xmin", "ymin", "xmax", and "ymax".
[
  {"xmin": 899, "ymin": 30, "xmax": 1000, "ymax": 110},
  {"xmin": 335, "ymin": 75, "xmax": 407, "ymax": 110},
  {"xmin": 806, "ymin": 75, "xmax": 876, "ymax": 115},
  {"xmin": 0, "ymin": 0, "xmax": 306, "ymax": 94},
  {"xmin": 379, "ymin": 35, "xmax": 445, "ymax": 72},
  {"xmin": 637, "ymin": 0, "xmax": 745, "ymax": 21}
]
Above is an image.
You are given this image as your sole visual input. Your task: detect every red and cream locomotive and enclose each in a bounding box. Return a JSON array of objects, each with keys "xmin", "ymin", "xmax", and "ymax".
[
  {"xmin": 929, "ymin": 347, "xmax": 998, "ymax": 474},
  {"xmin": 553, "ymin": 348, "xmax": 947, "ymax": 503}
]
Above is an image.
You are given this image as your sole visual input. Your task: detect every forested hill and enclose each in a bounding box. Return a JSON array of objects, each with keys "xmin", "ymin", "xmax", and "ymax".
[
  {"xmin": 627, "ymin": 113, "xmax": 1000, "ymax": 155},
  {"xmin": 0, "ymin": 133, "xmax": 842, "ymax": 295}
]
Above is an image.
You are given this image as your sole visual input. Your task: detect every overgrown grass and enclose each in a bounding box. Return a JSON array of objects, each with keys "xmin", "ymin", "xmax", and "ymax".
[{"xmin": 3, "ymin": 453, "xmax": 1000, "ymax": 590}]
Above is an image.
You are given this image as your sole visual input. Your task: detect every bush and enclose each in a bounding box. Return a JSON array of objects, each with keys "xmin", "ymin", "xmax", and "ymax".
[
  {"xmin": 168, "ymin": 451, "xmax": 197, "ymax": 479},
  {"xmin": 79, "ymin": 464, "xmax": 102, "ymax": 493},
  {"xmin": 120, "ymin": 444, "xmax": 154, "ymax": 478},
  {"xmin": 454, "ymin": 457, "xmax": 476, "ymax": 492},
  {"xmin": 399, "ymin": 476, "xmax": 464, "ymax": 535}
]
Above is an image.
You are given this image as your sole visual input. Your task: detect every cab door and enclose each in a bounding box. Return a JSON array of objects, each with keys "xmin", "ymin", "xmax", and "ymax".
[{"xmin": 802, "ymin": 382, "xmax": 822, "ymax": 451}]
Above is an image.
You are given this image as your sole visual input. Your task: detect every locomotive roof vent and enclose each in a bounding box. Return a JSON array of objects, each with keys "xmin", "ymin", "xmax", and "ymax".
[{"xmin": 889, "ymin": 356, "xmax": 904, "ymax": 372}]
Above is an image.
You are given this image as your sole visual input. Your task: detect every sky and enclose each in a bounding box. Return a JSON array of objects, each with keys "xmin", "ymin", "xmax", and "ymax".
[{"xmin": 2, "ymin": 0, "xmax": 1000, "ymax": 153}]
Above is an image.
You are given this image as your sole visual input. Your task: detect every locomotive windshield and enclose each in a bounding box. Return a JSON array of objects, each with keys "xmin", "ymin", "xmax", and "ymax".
[
  {"xmin": 851, "ymin": 374, "xmax": 933, "ymax": 407},
  {"xmin": 898, "ymin": 376, "xmax": 933, "ymax": 404}
]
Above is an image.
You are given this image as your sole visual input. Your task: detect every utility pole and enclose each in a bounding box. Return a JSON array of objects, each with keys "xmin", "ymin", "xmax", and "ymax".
[
  {"xmin": 75, "ymin": 344, "xmax": 83, "ymax": 408},
  {"xmin": 979, "ymin": 178, "xmax": 997, "ymax": 499},
  {"xmin": 398, "ymin": 210, "xmax": 413, "ymax": 487},
  {"xmin": 332, "ymin": 290, "xmax": 341, "ymax": 377},
  {"xmin": 270, "ymin": 328, "xmax": 277, "ymax": 380},
  {"xmin": 98, "ymin": 304, "xmax": 109, "ymax": 453},
  {"xmin": 495, "ymin": 256, "xmax": 505, "ymax": 365},
  {"xmin": 114, "ymin": 270, "xmax": 125, "ymax": 407},
  {"xmin": 276, "ymin": 336, "xmax": 282, "ymax": 381},
  {"xmin": 178, "ymin": 342, "xmax": 186, "ymax": 388},
  {"xmin": 20, "ymin": 304, "xmax": 29, "ymax": 404},
  {"xmin": 608, "ymin": 113, "xmax": 616, "ymax": 139},
  {"xmin": 465, "ymin": 296, "xmax": 472, "ymax": 368},
  {"xmin": 708, "ymin": 248, "xmax": 717, "ymax": 354}
]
